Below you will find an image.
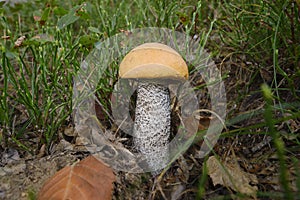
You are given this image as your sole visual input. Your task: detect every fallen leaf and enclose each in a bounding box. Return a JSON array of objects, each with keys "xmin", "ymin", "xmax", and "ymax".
[
  {"xmin": 1, "ymin": 35, "xmax": 10, "ymax": 40},
  {"xmin": 38, "ymin": 155, "xmax": 115, "ymax": 200},
  {"xmin": 1, "ymin": 148, "xmax": 20, "ymax": 165},
  {"xmin": 37, "ymin": 144, "xmax": 46, "ymax": 158},
  {"xmin": 63, "ymin": 125, "xmax": 76, "ymax": 137},
  {"xmin": 33, "ymin": 15, "xmax": 41, "ymax": 22},
  {"xmin": 14, "ymin": 36, "xmax": 26, "ymax": 47},
  {"xmin": 207, "ymin": 156, "xmax": 258, "ymax": 198}
]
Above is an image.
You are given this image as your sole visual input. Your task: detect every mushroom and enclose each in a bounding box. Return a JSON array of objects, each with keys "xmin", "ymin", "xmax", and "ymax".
[{"xmin": 119, "ymin": 43, "xmax": 188, "ymax": 172}]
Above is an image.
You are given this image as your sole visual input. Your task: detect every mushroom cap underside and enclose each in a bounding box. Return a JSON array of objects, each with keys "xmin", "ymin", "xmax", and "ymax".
[{"xmin": 119, "ymin": 43, "xmax": 188, "ymax": 79}]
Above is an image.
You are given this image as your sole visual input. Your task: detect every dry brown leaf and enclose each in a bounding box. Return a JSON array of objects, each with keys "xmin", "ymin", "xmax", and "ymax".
[
  {"xmin": 207, "ymin": 156, "xmax": 258, "ymax": 198},
  {"xmin": 38, "ymin": 155, "xmax": 115, "ymax": 200},
  {"xmin": 14, "ymin": 36, "xmax": 26, "ymax": 47}
]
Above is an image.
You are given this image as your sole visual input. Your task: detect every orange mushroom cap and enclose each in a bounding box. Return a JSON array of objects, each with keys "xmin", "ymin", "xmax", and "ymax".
[{"xmin": 119, "ymin": 43, "xmax": 188, "ymax": 80}]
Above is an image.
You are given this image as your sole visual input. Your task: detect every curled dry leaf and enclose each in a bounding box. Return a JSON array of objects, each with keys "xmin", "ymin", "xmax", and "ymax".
[
  {"xmin": 14, "ymin": 36, "xmax": 26, "ymax": 47},
  {"xmin": 38, "ymin": 155, "xmax": 115, "ymax": 200},
  {"xmin": 207, "ymin": 156, "xmax": 258, "ymax": 198}
]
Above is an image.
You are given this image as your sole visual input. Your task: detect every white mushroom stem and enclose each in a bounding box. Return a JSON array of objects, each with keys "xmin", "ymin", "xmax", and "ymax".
[{"xmin": 133, "ymin": 82, "xmax": 171, "ymax": 172}]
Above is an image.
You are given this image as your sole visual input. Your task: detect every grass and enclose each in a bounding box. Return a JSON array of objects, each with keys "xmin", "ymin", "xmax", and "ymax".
[
  {"xmin": 0, "ymin": 0, "xmax": 300, "ymax": 199},
  {"xmin": 262, "ymin": 83, "xmax": 293, "ymax": 199}
]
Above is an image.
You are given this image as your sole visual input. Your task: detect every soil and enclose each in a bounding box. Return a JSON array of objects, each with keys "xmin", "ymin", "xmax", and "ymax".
[
  {"xmin": 0, "ymin": 144, "xmax": 86, "ymax": 200},
  {"xmin": 2, "ymin": 134, "xmax": 299, "ymax": 200}
]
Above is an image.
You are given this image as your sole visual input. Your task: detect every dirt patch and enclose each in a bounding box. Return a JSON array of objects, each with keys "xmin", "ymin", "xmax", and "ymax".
[{"xmin": 0, "ymin": 147, "xmax": 85, "ymax": 200}]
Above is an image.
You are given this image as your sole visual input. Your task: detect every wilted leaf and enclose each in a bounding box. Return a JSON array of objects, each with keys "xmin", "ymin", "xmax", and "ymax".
[
  {"xmin": 38, "ymin": 155, "xmax": 115, "ymax": 200},
  {"xmin": 207, "ymin": 156, "xmax": 258, "ymax": 198},
  {"xmin": 14, "ymin": 36, "xmax": 26, "ymax": 47}
]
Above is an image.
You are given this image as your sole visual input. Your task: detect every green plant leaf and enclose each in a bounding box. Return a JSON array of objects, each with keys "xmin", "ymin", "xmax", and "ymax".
[
  {"xmin": 57, "ymin": 5, "xmax": 81, "ymax": 29},
  {"xmin": 79, "ymin": 35, "xmax": 97, "ymax": 46},
  {"xmin": 88, "ymin": 26, "xmax": 101, "ymax": 34},
  {"xmin": 23, "ymin": 34, "xmax": 54, "ymax": 46},
  {"xmin": 53, "ymin": 6, "xmax": 68, "ymax": 16},
  {"xmin": 40, "ymin": 7, "xmax": 51, "ymax": 24},
  {"xmin": 0, "ymin": 1, "xmax": 6, "ymax": 7},
  {"xmin": 76, "ymin": 9, "xmax": 90, "ymax": 20}
]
